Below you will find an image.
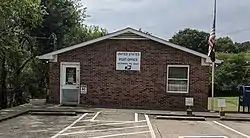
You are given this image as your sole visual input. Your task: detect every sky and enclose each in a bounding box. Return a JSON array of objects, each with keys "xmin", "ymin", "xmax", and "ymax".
[{"xmin": 81, "ymin": 0, "xmax": 250, "ymax": 42}]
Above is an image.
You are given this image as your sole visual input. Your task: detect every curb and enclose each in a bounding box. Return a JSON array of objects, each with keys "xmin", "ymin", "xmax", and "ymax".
[
  {"xmin": 29, "ymin": 111, "xmax": 77, "ymax": 116},
  {"xmin": 0, "ymin": 108, "xmax": 94, "ymax": 123},
  {"xmin": 0, "ymin": 110, "xmax": 30, "ymax": 123},
  {"xmin": 145, "ymin": 113, "xmax": 220, "ymax": 119},
  {"xmin": 156, "ymin": 116, "xmax": 206, "ymax": 121},
  {"xmin": 29, "ymin": 109, "xmax": 94, "ymax": 114},
  {"xmin": 208, "ymin": 110, "xmax": 250, "ymax": 114},
  {"xmin": 220, "ymin": 117, "xmax": 250, "ymax": 121}
]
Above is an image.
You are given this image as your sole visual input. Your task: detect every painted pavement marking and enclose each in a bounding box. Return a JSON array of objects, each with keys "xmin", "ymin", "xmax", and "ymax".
[
  {"xmin": 79, "ymin": 120, "xmax": 142, "ymax": 123},
  {"xmin": 135, "ymin": 113, "xmax": 139, "ymax": 122},
  {"xmin": 145, "ymin": 114, "xmax": 156, "ymax": 138},
  {"xmin": 51, "ymin": 113, "xmax": 88, "ymax": 138},
  {"xmin": 70, "ymin": 120, "xmax": 146, "ymax": 129},
  {"xmin": 179, "ymin": 136, "xmax": 228, "ymax": 138},
  {"xmin": 90, "ymin": 111, "xmax": 101, "ymax": 121},
  {"xmin": 213, "ymin": 121, "xmax": 250, "ymax": 138},
  {"xmin": 89, "ymin": 131, "xmax": 150, "ymax": 138},
  {"xmin": 59, "ymin": 125, "xmax": 148, "ymax": 136}
]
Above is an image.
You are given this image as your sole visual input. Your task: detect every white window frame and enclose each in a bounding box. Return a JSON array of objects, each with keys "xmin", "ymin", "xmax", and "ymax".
[{"xmin": 166, "ymin": 65, "xmax": 190, "ymax": 93}]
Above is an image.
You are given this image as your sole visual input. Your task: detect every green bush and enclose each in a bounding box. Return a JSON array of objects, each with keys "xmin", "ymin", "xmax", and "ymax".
[{"xmin": 214, "ymin": 53, "xmax": 250, "ymax": 96}]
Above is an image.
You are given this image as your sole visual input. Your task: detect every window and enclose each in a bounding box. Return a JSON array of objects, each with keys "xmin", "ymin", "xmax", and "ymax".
[
  {"xmin": 167, "ymin": 65, "xmax": 189, "ymax": 93},
  {"xmin": 66, "ymin": 67, "xmax": 76, "ymax": 85}
]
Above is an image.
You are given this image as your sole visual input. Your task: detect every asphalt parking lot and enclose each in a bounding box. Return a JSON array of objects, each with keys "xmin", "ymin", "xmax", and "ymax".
[{"xmin": 0, "ymin": 109, "xmax": 249, "ymax": 138}]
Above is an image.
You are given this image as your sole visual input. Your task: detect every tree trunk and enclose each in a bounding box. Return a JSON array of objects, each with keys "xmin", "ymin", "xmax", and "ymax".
[
  {"xmin": 11, "ymin": 56, "xmax": 35, "ymax": 107},
  {"xmin": 0, "ymin": 56, "xmax": 7, "ymax": 109}
]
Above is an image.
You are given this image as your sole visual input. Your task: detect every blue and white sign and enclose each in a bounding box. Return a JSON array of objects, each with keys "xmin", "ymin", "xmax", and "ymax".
[{"xmin": 116, "ymin": 52, "xmax": 141, "ymax": 71}]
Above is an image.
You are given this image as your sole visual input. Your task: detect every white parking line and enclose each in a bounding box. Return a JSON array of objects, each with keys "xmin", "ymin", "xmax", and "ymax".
[
  {"xmin": 145, "ymin": 114, "xmax": 156, "ymax": 138},
  {"xmin": 51, "ymin": 113, "xmax": 88, "ymax": 138},
  {"xmin": 135, "ymin": 113, "xmax": 139, "ymax": 122},
  {"xmin": 213, "ymin": 121, "xmax": 250, "ymax": 138},
  {"xmin": 179, "ymin": 136, "xmax": 228, "ymax": 138},
  {"xmin": 91, "ymin": 111, "xmax": 101, "ymax": 121},
  {"xmin": 70, "ymin": 120, "xmax": 146, "ymax": 129},
  {"xmin": 59, "ymin": 125, "xmax": 148, "ymax": 136},
  {"xmin": 79, "ymin": 120, "xmax": 146, "ymax": 123},
  {"xmin": 90, "ymin": 131, "xmax": 150, "ymax": 138}
]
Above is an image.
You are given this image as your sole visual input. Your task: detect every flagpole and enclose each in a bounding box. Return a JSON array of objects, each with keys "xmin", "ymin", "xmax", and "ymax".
[
  {"xmin": 210, "ymin": 0, "xmax": 216, "ymax": 112},
  {"xmin": 211, "ymin": 62, "xmax": 215, "ymax": 111}
]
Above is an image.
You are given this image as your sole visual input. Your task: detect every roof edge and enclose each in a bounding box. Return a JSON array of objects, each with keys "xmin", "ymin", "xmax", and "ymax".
[{"xmin": 37, "ymin": 27, "xmax": 220, "ymax": 62}]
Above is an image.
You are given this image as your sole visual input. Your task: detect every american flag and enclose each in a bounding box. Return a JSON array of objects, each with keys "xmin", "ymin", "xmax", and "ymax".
[{"xmin": 208, "ymin": 0, "xmax": 216, "ymax": 62}]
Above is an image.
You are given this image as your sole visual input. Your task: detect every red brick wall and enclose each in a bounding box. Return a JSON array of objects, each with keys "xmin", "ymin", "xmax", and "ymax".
[{"xmin": 48, "ymin": 39, "xmax": 209, "ymax": 111}]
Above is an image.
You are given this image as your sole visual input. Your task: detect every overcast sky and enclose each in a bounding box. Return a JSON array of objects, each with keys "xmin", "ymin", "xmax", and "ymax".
[{"xmin": 81, "ymin": 0, "xmax": 250, "ymax": 42}]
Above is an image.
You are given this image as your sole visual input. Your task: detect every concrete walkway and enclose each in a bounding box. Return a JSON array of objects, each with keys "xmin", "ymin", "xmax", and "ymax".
[
  {"xmin": 0, "ymin": 104, "xmax": 32, "ymax": 122},
  {"xmin": 137, "ymin": 109, "xmax": 250, "ymax": 121},
  {"xmin": 0, "ymin": 103, "xmax": 95, "ymax": 122}
]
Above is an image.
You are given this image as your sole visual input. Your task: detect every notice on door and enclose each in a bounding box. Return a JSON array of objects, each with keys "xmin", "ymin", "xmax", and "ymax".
[{"xmin": 116, "ymin": 52, "xmax": 141, "ymax": 71}]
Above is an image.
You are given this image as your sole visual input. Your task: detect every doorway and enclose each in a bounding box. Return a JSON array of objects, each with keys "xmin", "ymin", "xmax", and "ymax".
[{"xmin": 60, "ymin": 62, "xmax": 80, "ymax": 105}]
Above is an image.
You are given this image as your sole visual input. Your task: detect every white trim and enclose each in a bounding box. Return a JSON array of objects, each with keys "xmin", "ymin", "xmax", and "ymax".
[
  {"xmin": 166, "ymin": 65, "xmax": 190, "ymax": 93},
  {"xmin": 48, "ymin": 55, "xmax": 57, "ymax": 62},
  {"xmin": 37, "ymin": 27, "xmax": 222, "ymax": 64},
  {"xmin": 168, "ymin": 78, "xmax": 189, "ymax": 81},
  {"xmin": 61, "ymin": 62, "xmax": 81, "ymax": 66},
  {"xmin": 60, "ymin": 62, "xmax": 81, "ymax": 104},
  {"xmin": 201, "ymin": 58, "xmax": 210, "ymax": 66},
  {"xmin": 36, "ymin": 55, "xmax": 53, "ymax": 59},
  {"xmin": 37, "ymin": 28, "xmax": 133, "ymax": 59}
]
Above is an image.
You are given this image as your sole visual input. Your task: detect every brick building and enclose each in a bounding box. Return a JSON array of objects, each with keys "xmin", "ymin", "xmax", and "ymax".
[{"xmin": 38, "ymin": 27, "xmax": 220, "ymax": 111}]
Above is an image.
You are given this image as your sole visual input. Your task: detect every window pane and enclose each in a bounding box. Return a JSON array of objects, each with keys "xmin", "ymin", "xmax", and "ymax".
[
  {"xmin": 169, "ymin": 67, "xmax": 188, "ymax": 79},
  {"xmin": 66, "ymin": 67, "xmax": 76, "ymax": 85},
  {"xmin": 168, "ymin": 80, "xmax": 188, "ymax": 92}
]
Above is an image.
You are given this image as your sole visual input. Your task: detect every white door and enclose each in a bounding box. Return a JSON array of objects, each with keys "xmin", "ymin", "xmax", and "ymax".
[{"xmin": 60, "ymin": 62, "xmax": 80, "ymax": 105}]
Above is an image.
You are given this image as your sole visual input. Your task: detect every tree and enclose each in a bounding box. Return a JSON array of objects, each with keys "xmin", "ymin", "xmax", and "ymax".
[
  {"xmin": 236, "ymin": 41, "xmax": 250, "ymax": 53},
  {"xmin": 169, "ymin": 28, "xmax": 209, "ymax": 54},
  {"xmin": 32, "ymin": 0, "xmax": 89, "ymax": 54},
  {"xmin": 64, "ymin": 25, "xmax": 108, "ymax": 47},
  {"xmin": 0, "ymin": 0, "xmax": 46, "ymax": 108},
  {"xmin": 30, "ymin": 0, "xmax": 107, "ymax": 100},
  {"xmin": 0, "ymin": 0, "xmax": 107, "ymax": 108},
  {"xmin": 215, "ymin": 53, "xmax": 250, "ymax": 96},
  {"xmin": 215, "ymin": 37, "xmax": 236, "ymax": 53}
]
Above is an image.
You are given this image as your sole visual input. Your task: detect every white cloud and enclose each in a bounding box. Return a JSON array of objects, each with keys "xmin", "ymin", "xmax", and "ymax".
[{"xmin": 81, "ymin": 0, "xmax": 250, "ymax": 42}]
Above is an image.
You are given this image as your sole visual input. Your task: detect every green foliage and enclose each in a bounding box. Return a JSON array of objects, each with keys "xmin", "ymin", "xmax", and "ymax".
[
  {"xmin": 169, "ymin": 28, "xmax": 210, "ymax": 54},
  {"xmin": 0, "ymin": 0, "xmax": 46, "ymax": 57},
  {"xmin": 170, "ymin": 28, "xmax": 250, "ymax": 97},
  {"xmin": 215, "ymin": 53, "xmax": 250, "ymax": 96},
  {"xmin": 215, "ymin": 37, "xmax": 235, "ymax": 53},
  {"xmin": 0, "ymin": 0, "xmax": 46, "ymax": 108},
  {"xmin": 30, "ymin": 0, "xmax": 107, "ymax": 101},
  {"xmin": 0, "ymin": 0, "xmax": 107, "ymax": 108},
  {"xmin": 64, "ymin": 25, "xmax": 108, "ymax": 47},
  {"xmin": 215, "ymin": 38, "xmax": 250, "ymax": 53}
]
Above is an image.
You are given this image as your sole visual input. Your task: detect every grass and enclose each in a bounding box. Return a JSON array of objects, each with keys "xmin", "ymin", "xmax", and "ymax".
[{"xmin": 208, "ymin": 97, "xmax": 239, "ymax": 111}]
